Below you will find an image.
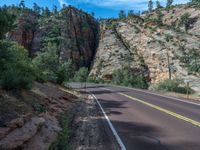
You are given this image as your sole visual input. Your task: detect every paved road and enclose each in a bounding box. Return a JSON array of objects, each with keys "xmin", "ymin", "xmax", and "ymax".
[{"xmin": 71, "ymin": 83, "xmax": 200, "ymax": 150}]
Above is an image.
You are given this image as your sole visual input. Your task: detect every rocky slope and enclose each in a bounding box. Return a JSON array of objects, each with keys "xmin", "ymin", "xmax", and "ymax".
[
  {"xmin": 90, "ymin": 5, "xmax": 200, "ymax": 92},
  {"xmin": 8, "ymin": 7, "xmax": 99, "ymax": 67}
]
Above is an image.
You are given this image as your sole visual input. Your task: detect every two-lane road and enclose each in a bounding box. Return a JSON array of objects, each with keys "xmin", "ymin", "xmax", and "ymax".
[{"xmin": 71, "ymin": 83, "xmax": 200, "ymax": 150}]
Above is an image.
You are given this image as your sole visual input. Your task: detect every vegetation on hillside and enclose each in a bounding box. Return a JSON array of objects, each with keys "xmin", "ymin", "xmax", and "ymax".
[
  {"xmin": 112, "ymin": 66, "xmax": 149, "ymax": 89},
  {"xmin": 0, "ymin": 1, "xmax": 94, "ymax": 90},
  {"xmin": 153, "ymin": 79, "xmax": 193, "ymax": 94}
]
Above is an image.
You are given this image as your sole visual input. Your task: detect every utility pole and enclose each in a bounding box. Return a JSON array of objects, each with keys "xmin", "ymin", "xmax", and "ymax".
[
  {"xmin": 167, "ymin": 52, "xmax": 172, "ymax": 80},
  {"xmin": 186, "ymin": 82, "xmax": 189, "ymax": 100}
]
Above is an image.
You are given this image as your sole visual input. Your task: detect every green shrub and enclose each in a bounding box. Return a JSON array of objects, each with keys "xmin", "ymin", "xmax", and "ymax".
[
  {"xmin": 156, "ymin": 79, "xmax": 192, "ymax": 94},
  {"xmin": 32, "ymin": 43, "xmax": 60, "ymax": 83},
  {"xmin": 73, "ymin": 67, "xmax": 89, "ymax": 82},
  {"xmin": 112, "ymin": 67, "xmax": 148, "ymax": 89},
  {"xmin": 0, "ymin": 41, "xmax": 35, "ymax": 89},
  {"xmin": 49, "ymin": 116, "xmax": 71, "ymax": 150},
  {"xmin": 33, "ymin": 44, "xmax": 76, "ymax": 85}
]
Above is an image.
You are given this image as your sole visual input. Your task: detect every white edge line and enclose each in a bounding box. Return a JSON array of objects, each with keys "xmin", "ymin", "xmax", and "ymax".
[
  {"xmin": 102, "ymin": 85, "xmax": 200, "ymax": 106},
  {"xmin": 91, "ymin": 94, "xmax": 126, "ymax": 150}
]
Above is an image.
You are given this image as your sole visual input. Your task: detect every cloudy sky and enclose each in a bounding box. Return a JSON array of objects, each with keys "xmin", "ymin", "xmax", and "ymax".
[{"xmin": 0, "ymin": 0, "xmax": 190, "ymax": 18}]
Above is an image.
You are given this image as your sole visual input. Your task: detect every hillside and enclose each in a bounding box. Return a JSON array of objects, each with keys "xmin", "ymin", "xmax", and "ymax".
[
  {"xmin": 90, "ymin": 4, "xmax": 200, "ymax": 92},
  {"xmin": 7, "ymin": 6, "xmax": 99, "ymax": 68}
]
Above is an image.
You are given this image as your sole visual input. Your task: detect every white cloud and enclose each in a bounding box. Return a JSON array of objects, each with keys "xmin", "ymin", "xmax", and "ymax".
[{"xmin": 58, "ymin": 0, "xmax": 69, "ymax": 7}]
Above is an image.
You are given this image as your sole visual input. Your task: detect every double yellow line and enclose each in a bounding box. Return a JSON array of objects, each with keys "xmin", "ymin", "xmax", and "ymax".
[{"xmin": 119, "ymin": 93, "xmax": 200, "ymax": 127}]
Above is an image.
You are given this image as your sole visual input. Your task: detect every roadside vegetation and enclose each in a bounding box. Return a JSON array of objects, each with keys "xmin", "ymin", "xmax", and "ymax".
[
  {"xmin": 49, "ymin": 116, "xmax": 72, "ymax": 150},
  {"xmin": 153, "ymin": 79, "xmax": 193, "ymax": 94},
  {"xmin": 112, "ymin": 67, "xmax": 149, "ymax": 89},
  {"xmin": 0, "ymin": 2, "xmax": 92, "ymax": 90}
]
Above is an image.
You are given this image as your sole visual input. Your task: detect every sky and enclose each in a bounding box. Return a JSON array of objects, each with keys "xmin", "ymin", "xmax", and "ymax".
[{"xmin": 0, "ymin": 0, "xmax": 190, "ymax": 18}]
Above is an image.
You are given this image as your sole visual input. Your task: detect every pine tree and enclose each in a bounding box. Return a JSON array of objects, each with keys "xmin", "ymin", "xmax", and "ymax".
[
  {"xmin": 128, "ymin": 10, "xmax": 134, "ymax": 17},
  {"xmin": 53, "ymin": 5, "xmax": 58, "ymax": 14},
  {"xmin": 43, "ymin": 7, "xmax": 51, "ymax": 17},
  {"xmin": 33, "ymin": 3, "xmax": 41, "ymax": 14},
  {"xmin": 166, "ymin": 0, "xmax": 173, "ymax": 8},
  {"xmin": 148, "ymin": 0, "xmax": 154, "ymax": 12},
  {"xmin": 0, "ymin": 7, "xmax": 15, "ymax": 39},
  {"xmin": 156, "ymin": 0, "xmax": 162, "ymax": 9},
  {"xmin": 118, "ymin": 10, "xmax": 126, "ymax": 19},
  {"xmin": 19, "ymin": 0, "xmax": 25, "ymax": 9}
]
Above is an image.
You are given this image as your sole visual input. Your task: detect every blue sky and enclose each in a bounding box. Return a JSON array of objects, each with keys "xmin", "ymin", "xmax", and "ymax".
[{"xmin": 0, "ymin": 0, "xmax": 190, "ymax": 18}]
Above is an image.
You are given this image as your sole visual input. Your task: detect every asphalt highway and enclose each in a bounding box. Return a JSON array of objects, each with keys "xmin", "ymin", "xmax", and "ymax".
[{"xmin": 70, "ymin": 83, "xmax": 200, "ymax": 150}]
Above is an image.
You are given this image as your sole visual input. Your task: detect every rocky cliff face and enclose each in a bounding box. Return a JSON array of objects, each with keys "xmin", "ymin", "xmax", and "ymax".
[
  {"xmin": 8, "ymin": 7, "xmax": 99, "ymax": 68},
  {"xmin": 90, "ymin": 5, "xmax": 200, "ymax": 91}
]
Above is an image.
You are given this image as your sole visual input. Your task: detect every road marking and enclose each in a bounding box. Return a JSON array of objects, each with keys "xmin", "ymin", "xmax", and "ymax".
[
  {"xmin": 119, "ymin": 93, "xmax": 200, "ymax": 127},
  {"xmin": 111, "ymin": 85, "xmax": 200, "ymax": 106},
  {"xmin": 91, "ymin": 94, "xmax": 127, "ymax": 150}
]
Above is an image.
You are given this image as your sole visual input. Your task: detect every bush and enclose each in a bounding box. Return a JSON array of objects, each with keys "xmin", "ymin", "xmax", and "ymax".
[
  {"xmin": 32, "ymin": 43, "xmax": 59, "ymax": 83},
  {"xmin": 49, "ymin": 116, "xmax": 71, "ymax": 150},
  {"xmin": 156, "ymin": 79, "xmax": 192, "ymax": 94},
  {"xmin": 32, "ymin": 43, "xmax": 75, "ymax": 84},
  {"xmin": 73, "ymin": 67, "xmax": 89, "ymax": 82},
  {"xmin": 0, "ymin": 41, "xmax": 35, "ymax": 89},
  {"xmin": 112, "ymin": 67, "xmax": 148, "ymax": 89}
]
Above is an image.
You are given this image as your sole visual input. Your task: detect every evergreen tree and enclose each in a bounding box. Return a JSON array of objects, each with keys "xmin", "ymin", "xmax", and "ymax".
[
  {"xmin": 33, "ymin": 3, "xmax": 41, "ymax": 14},
  {"xmin": 156, "ymin": 9, "xmax": 163, "ymax": 26},
  {"xmin": 118, "ymin": 10, "xmax": 126, "ymax": 19},
  {"xmin": 191, "ymin": 0, "xmax": 200, "ymax": 6},
  {"xmin": 74, "ymin": 67, "xmax": 89, "ymax": 83},
  {"xmin": 156, "ymin": 0, "xmax": 162, "ymax": 9},
  {"xmin": 178, "ymin": 13, "xmax": 191, "ymax": 32},
  {"xmin": 43, "ymin": 7, "xmax": 51, "ymax": 17},
  {"xmin": 91, "ymin": 12, "xmax": 95, "ymax": 17},
  {"xmin": 166, "ymin": 0, "xmax": 173, "ymax": 8},
  {"xmin": 0, "ymin": 7, "xmax": 15, "ymax": 39},
  {"xmin": 53, "ymin": 5, "xmax": 58, "ymax": 14},
  {"xmin": 128, "ymin": 10, "xmax": 134, "ymax": 17},
  {"xmin": 19, "ymin": 0, "xmax": 25, "ymax": 9},
  {"xmin": 148, "ymin": 0, "xmax": 154, "ymax": 12}
]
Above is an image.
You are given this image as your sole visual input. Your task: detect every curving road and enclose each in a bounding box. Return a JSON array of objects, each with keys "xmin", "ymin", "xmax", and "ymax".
[{"xmin": 70, "ymin": 83, "xmax": 200, "ymax": 150}]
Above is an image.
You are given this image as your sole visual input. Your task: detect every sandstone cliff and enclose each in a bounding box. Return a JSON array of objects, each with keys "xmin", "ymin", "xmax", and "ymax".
[
  {"xmin": 90, "ymin": 5, "xmax": 200, "ymax": 91},
  {"xmin": 8, "ymin": 7, "xmax": 99, "ymax": 68}
]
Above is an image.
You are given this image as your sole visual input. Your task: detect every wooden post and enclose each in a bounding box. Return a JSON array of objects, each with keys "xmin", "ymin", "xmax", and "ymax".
[
  {"xmin": 186, "ymin": 82, "xmax": 189, "ymax": 100},
  {"xmin": 167, "ymin": 52, "xmax": 171, "ymax": 80}
]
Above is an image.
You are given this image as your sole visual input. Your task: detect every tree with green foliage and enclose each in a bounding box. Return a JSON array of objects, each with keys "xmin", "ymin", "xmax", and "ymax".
[
  {"xmin": 43, "ymin": 7, "xmax": 51, "ymax": 17},
  {"xmin": 32, "ymin": 43, "xmax": 60, "ymax": 83},
  {"xmin": 128, "ymin": 10, "xmax": 134, "ymax": 17},
  {"xmin": 91, "ymin": 12, "xmax": 95, "ymax": 17},
  {"xmin": 0, "ymin": 41, "xmax": 35, "ymax": 89},
  {"xmin": 156, "ymin": 0, "xmax": 162, "ymax": 9},
  {"xmin": 155, "ymin": 79, "xmax": 193, "ymax": 94},
  {"xmin": 19, "ymin": 0, "xmax": 25, "ymax": 9},
  {"xmin": 179, "ymin": 48, "xmax": 200, "ymax": 72},
  {"xmin": 166, "ymin": 0, "xmax": 173, "ymax": 9},
  {"xmin": 112, "ymin": 66, "xmax": 148, "ymax": 89},
  {"xmin": 118, "ymin": 10, "xmax": 126, "ymax": 19},
  {"xmin": 178, "ymin": 13, "xmax": 191, "ymax": 32},
  {"xmin": 53, "ymin": 5, "xmax": 58, "ymax": 14},
  {"xmin": 57, "ymin": 59, "xmax": 75, "ymax": 83},
  {"xmin": 33, "ymin": 43, "xmax": 75, "ymax": 84},
  {"xmin": 148, "ymin": 0, "xmax": 154, "ymax": 12},
  {"xmin": 33, "ymin": 3, "xmax": 41, "ymax": 14},
  {"xmin": 74, "ymin": 67, "xmax": 89, "ymax": 83},
  {"xmin": 0, "ymin": 7, "xmax": 15, "ymax": 39},
  {"xmin": 156, "ymin": 9, "xmax": 164, "ymax": 26},
  {"xmin": 191, "ymin": 0, "xmax": 200, "ymax": 6}
]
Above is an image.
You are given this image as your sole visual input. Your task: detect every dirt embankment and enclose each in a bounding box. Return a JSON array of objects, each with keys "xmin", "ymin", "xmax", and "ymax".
[{"xmin": 0, "ymin": 82, "xmax": 119, "ymax": 150}]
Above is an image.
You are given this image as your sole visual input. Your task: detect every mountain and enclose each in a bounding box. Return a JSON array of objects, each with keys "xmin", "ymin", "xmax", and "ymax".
[
  {"xmin": 90, "ymin": 4, "xmax": 200, "ymax": 91},
  {"xmin": 7, "ymin": 6, "xmax": 99, "ymax": 68}
]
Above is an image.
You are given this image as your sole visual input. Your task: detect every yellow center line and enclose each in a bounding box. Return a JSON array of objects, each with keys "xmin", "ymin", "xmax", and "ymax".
[{"xmin": 119, "ymin": 93, "xmax": 200, "ymax": 127}]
